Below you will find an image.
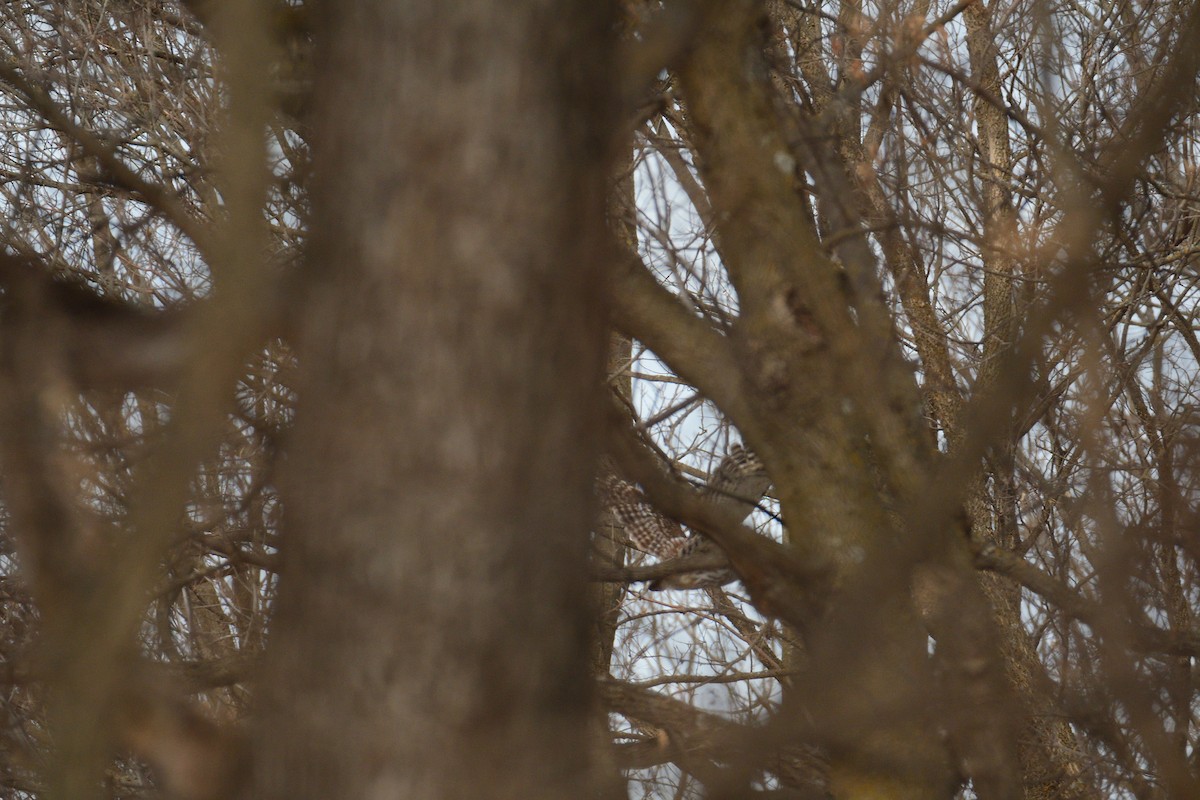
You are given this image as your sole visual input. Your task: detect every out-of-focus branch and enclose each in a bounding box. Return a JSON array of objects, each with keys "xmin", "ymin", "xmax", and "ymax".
[
  {"xmin": 0, "ymin": 254, "xmax": 191, "ymax": 389},
  {"xmin": 117, "ymin": 676, "xmax": 248, "ymax": 800},
  {"xmin": 17, "ymin": 3, "xmax": 281, "ymax": 796},
  {"xmin": 178, "ymin": 0, "xmax": 313, "ymax": 124}
]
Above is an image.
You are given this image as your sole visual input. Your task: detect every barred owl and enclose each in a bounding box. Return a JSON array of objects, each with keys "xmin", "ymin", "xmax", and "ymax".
[{"xmin": 597, "ymin": 445, "xmax": 770, "ymax": 590}]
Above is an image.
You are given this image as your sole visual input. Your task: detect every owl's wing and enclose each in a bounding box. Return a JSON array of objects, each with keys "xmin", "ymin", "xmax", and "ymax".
[
  {"xmin": 597, "ymin": 473, "xmax": 689, "ymax": 559},
  {"xmin": 701, "ymin": 444, "xmax": 771, "ymax": 521},
  {"xmin": 597, "ymin": 445, "xmax": 772, "ymax": 590}
]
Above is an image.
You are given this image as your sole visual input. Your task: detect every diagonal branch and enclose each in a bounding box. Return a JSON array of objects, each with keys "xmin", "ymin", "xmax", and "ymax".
[
  {"xmin": 606, "ymin": 399, "xmax": 831, "ymax": 631},
  {"xmin": 610, "ymin": 248, "xmax": 752, "ymax": 426}
]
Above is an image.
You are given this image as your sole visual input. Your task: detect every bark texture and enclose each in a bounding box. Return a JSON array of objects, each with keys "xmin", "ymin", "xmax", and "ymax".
[{"xmin": 250, "ymin": 3, "xmax": 614, "ymax": 798}]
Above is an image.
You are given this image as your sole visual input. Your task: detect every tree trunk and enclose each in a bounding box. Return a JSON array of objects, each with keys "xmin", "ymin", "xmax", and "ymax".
[{"xmin": 249, "ymin": 3, "xmax": 614, "ymax": 798}]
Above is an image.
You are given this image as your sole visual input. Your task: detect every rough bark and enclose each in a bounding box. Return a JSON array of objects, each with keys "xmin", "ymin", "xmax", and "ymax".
[
  {"xmin": 669, "ymin": 7, "xmax": 956, "ymax": 797},
  {"xmin": 963, "ymin": 5, "xmax": 1093, "ymax": 796}
]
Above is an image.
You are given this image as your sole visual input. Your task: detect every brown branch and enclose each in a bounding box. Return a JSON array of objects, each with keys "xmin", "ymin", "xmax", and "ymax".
[
  {"xmin": 592, "ymin": 553, "xmax": 733, "ymax": 585},
  {"xmin": 0, "ymin": 253, "xmax": 193, "ymax": 390},
  {"xmin": 606, "ymin": 398, "xmax": 831, "ymax": 631},
  {"xmin": 610, "ymin": 248, "xmax": 752, "ymax": 426},
  {"xmin": 601, "ymin": 677, "xmax": 828, "ymax": 796},
  {"xmin": 974, "ymin": 542, "xmax": 1200, "ymax": 660}
]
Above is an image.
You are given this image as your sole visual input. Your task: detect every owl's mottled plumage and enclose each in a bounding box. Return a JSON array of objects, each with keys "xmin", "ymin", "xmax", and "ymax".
[
  {"xmin": 598, "ymin": 445, "xmax": 769, "ymax": 590},
  {"xmin": 702, "ymin": 444, "xmax": 771, "ymax": 518},
  {"xmin": 597, "ymin": 473, "xmax": 689, "ymax": 560}
]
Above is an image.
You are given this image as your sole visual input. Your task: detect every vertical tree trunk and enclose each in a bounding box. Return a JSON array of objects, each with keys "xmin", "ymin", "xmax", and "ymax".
[
  {"xmin": 590, "ymin": 157, "xmax": 637, "ymax": 678},
  {"xmin": 250, "ymin": 3, "xmax": 614, "ymax": 798}
]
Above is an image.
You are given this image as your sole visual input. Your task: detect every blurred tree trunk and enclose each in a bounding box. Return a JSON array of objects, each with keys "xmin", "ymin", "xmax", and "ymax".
[
  {"xmin": 591, "ymin": 157, "xmax": 637, "ymax": 678},
  {"xmin": 248, "ymin": 2, "xmax": 614, "ymax": 798}
]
